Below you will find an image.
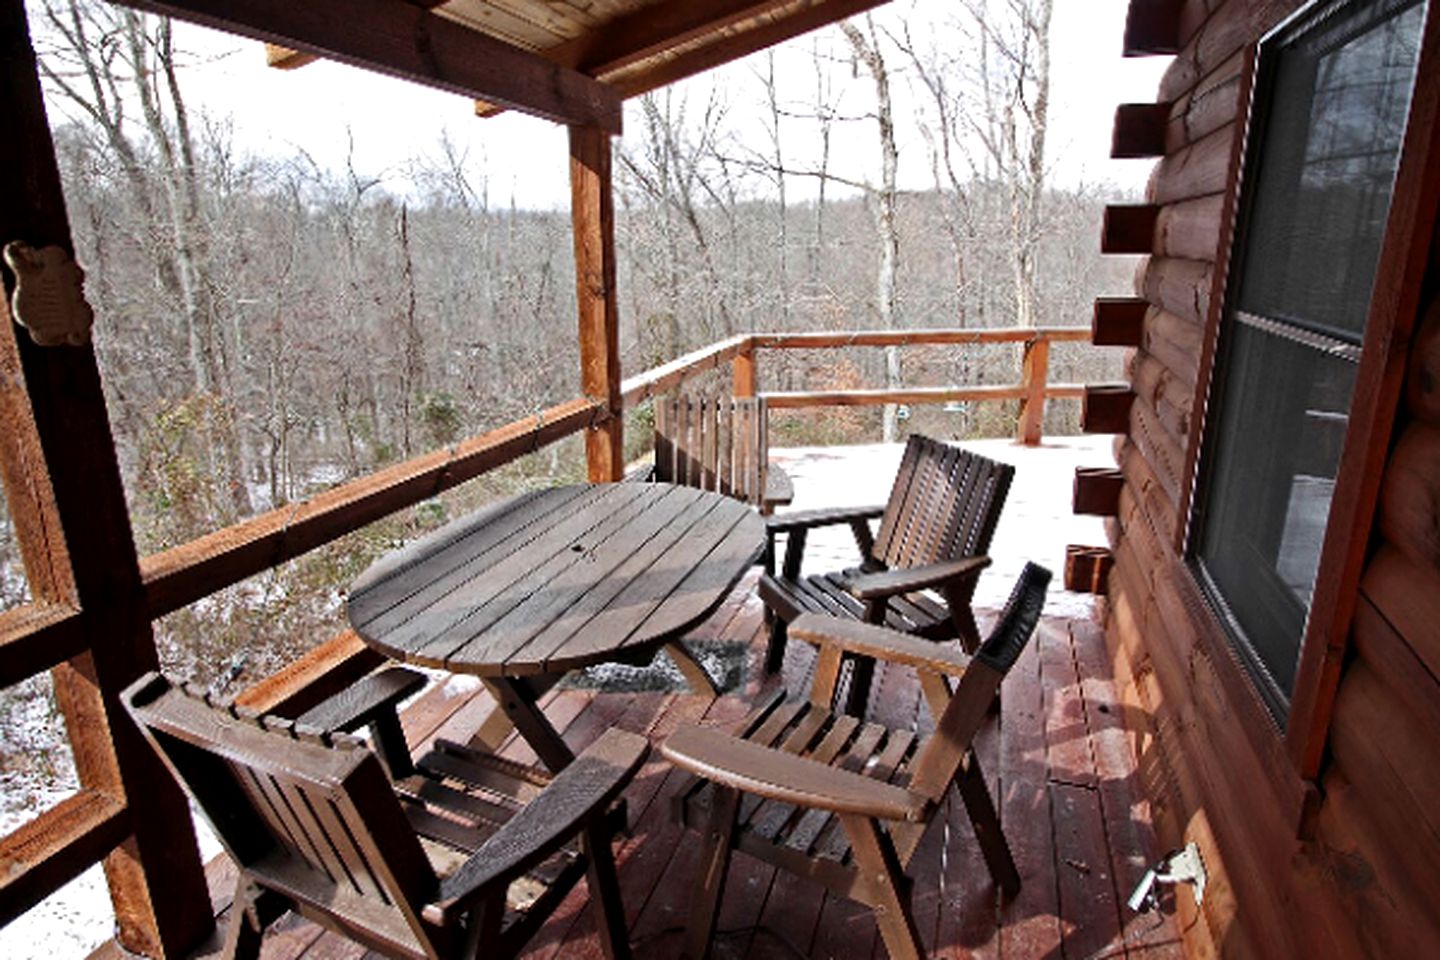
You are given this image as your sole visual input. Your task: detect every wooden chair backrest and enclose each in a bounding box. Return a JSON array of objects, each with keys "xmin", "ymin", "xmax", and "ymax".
[
  {"xmin": 654, "ymin": 393, "xmax": 770, "ymax": 507},
  {"xmin": 124, "ymin": 674, "xmax": 439, "ymax": 954},
  {"xmin": 906, "ymin": 562, "xmax": 1052, "ymax": 805},
  {"xmin": 870, "ymin": 435, "xmax": 1015, "ymax": 571}
]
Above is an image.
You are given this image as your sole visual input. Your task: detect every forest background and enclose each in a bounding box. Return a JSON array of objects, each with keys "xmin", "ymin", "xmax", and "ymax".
[{"xmin": 0, "ymin": 0, "xmax": 1159, "ymax": 825}]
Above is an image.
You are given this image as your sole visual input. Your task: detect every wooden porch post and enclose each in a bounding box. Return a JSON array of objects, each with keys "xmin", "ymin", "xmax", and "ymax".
[
  {"xmin": 1016, "ymin": 335, "xmax": 1050, "ymax": 446},
  {"xmin": 569, "ymin": 125, "xmax": 624, "ymax": 481},
  {"xmin": 733, "ymin": 342, "xmax": 757, "ymax": 398},
  {"xmin": 0, "ymin": 2, "xmax": 211, "ymax": 954}
]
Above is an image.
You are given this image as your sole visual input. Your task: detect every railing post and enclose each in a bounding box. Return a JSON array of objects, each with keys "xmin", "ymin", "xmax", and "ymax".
[
  {"xmin": 1016, "ymin": 335, "xmax": 1050, "ymax": 446},
  {"xmin": 0, "ymin": 1, "xmax": 211, "ymax": 951},
  {"xmin": 569, "ymin": 124, "xmax": 624, "ymax": 481},
  {"xmin": 733, "ymin": 340, "xmax": 757, "ymax": 399}
]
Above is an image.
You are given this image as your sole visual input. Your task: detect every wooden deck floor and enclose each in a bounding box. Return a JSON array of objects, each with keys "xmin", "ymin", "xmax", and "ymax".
[{"xmin": 110, "ymin": 567, "xmax": 1185, "ymax": 960}]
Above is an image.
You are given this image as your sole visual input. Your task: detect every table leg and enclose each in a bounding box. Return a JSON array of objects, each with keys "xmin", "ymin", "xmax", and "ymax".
[
  {"xmin": 482, "ymin": 675, "xmax": 575, "ymax": 772},
  {"xmin": 664, "ymin": 641, "xmax": 719, "ymax": 698}
]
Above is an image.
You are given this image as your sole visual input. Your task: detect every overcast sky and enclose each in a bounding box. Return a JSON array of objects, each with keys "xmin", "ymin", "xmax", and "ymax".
[{"xmin": 42, "ymin": 0, "xmax": 1170, "ymax": 209}]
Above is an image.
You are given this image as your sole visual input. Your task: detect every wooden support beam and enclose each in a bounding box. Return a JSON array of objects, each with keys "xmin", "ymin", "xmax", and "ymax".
[
  {"xmin": 1064, "ymin": 545, "xmax": 1113, "ymax": 595},
  {"xmin": 1102, "ymin": 204, "xmax": 1160, "ymax": 254},
  {"xmin": 1092, "ymin": 297, "xmax": 1148, "ymax": 346},
  {"xmin": 1082, "ymin": 384, "xmax": 1137, "ymax": 434},
  {"xmin": 570, "ymin": 125, "xmax": 624, "ymax": 482},
  {"xmin": 733, "ymin": 344, "xmax": 757, "ymax": 398},
  {"xmin": 1073, "ymin": 467, "xmax": 1125, "ymax": 517},
  {"xmin": 1123, "ymin": 0, "xmax": 1183, "ymax": 56},
  {"xmin": 476, "ymin": 0, "xmax": 799, "ymax": 115},
  {"xmin": 610, "ymin": 0, "xmax": 893, "ymax": 101},
  {"xmin": 750, "ymin": 326, "xmax": 1092, "ymax": 349},
  {"xmin": 263, "ymin": 42, "xmax": 316, "ymax": 70},
  {"xmin": 1016, "ymin": 337, "xmax": 1051, "ymax": 446},
  {"xmin": 764, "ymin": 383, "xmax": 1087, "ymax": 410},
  {"xmin": 1111, "ymin": 103, "xmax": 1171, "ymax": 158},
  {"xmin": 117, "ymin": 0, "xmax": 622, "ymax": 133},
  {"xmin": 0, "ymin": 3, "xmax": 212, "ymax": 951}
]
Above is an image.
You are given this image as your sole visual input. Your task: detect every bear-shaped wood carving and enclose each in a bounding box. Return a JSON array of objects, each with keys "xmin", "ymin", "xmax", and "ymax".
[{"xmin": 3, "ymin": 241, "xmax": 94, "ymax": 347}]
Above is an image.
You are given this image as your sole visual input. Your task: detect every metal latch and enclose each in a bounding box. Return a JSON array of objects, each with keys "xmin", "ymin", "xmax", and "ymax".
[{"xmin": 1127, "ymin": 842, "xmax": 1207, "ymax": 913}]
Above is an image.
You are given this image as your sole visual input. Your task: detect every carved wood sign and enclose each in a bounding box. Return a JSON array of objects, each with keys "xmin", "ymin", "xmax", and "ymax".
[{"xmin": 2, "ymin": 241, "xmax": 94, "ymax": 347}]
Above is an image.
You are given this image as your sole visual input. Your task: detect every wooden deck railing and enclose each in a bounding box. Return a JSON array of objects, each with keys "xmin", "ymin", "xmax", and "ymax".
[{"xmin": 0, "ymin": 323, "xmax": 1092, "ymax": 933}]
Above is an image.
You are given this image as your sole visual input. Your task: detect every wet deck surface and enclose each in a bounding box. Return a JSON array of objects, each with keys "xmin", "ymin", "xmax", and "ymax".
[{"xmin": 99, "ymin": 569, "xmax": 1183, "ymax": 960}]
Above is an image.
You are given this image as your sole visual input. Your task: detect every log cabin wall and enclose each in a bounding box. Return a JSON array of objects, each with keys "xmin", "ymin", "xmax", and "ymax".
[{"xmin": 1103, "ymin": 0, "xmax": 1440, "ymax": 956}]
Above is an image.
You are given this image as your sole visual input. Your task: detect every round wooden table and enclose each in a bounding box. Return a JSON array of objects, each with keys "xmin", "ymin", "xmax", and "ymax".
[{"xmin": 347, "ymin": 482, "xmax": 764, "ymax": 769}]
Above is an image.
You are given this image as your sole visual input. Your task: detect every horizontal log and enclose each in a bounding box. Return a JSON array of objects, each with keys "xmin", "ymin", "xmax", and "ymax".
[
  {"xmin": 1128, "ymin": 390, "xmax": 1187, "ymax": 507},
  {"xmin": 1331, "ymin": 663, "xmax": 1440, "ymax": 844},
  {"xmin": 620, "ymin": 335, "xmax": 749, "ymax": 407},
  {"xmin": 1159, "ymin": 0, "xmax": 1299, "ymax": 103},
  {"xmin": 0, "ymin": 789, "xmax": 128, "ymax": 926},
  {"xmin": 1155, "ymin": 194, "xmax": 1226, "ymax": 261},
  {"xmin": 749, "ymin": 326, "xmax": 1092, "ymax": 350},
  {"xmin": 1118, "ymin": 436, "xmax": 1182, "ymax": 554},
  {"xmin": 1102, "ymin": 204, "xmax": 1160, "ymax": 255},
  {"xmin": 0, "ymin": 601, "xmax": 86, "ymax": 690},
  {"xmin": 1130, "ymin": 350, "xmax": 1193, "ymax": 442},
  {"xmin": 1361, "ymin": 544, "xmax": 1440, "ymax": 683},
  {"xmin": 1168, "ymin": 47, "xmax": 1246, "ymax": 151},
  {"xmin": 1408, "ymin": 294, "xmax": 1440, "ymax": 424},
  {"xmin": 1351, "ymin": 595, "xmax": 1440, "ymax": 747},
  {"xmin": 141, "ymin": 397, "xmax": 604, "ymax": 616},
  {"xmin": 1111, "ymin": 103, "xmax": 1171, "ymax": 158},
  {"xmin": 1144, "ymin": 305, "xmax": 1203, "ymax": 387},
  {"xmin": 1140, "ymin": 256, "xmax": 1213, "ymax": 327},
  {"xmin": 1124, "ymin": 0, "xmax": 1184, "ymax": 55},
  {"xmin": 1377, "ymin": 423, "xmax": 1440, "ymax": 570},
  {"xmin": 1149, "ymin": 124, "xmax": 1235, "ymax": 206},
  {"xmin": 234, "ymin": 630, "xmax": 386, "ymax": 718},
  {"xmin": 1064, "ymin": 545, "xmax": 1113, "ymax": 594},
  {"xmin": 1092, "ymin": 297, "xmax": 1147, "ymax": 346},
  {"xmin": 117, "ymin": 0, "xmax": 623, "ymax": 133},
  {"xmin": 1318, "ymin": 763, "xmax": 1440, "ymax": 955},
  {"xmin": 1082, "ymin": 384, "xmax": 1136, "ymax": 434},
  {"xmin": 1074, "ymin": 467, "xmax": 1125, "ymax": 517}
]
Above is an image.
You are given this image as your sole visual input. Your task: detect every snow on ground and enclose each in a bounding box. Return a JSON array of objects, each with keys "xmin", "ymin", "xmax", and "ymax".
[{"xmin": 771, "ymin": 434, "xmax": 1116, "ymax": 619}]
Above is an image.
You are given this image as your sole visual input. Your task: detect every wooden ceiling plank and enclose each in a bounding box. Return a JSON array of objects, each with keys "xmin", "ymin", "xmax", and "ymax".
[
  {"xmin": 118, "ymin": 0, "xmax": 622, "ymax": 132},
  {"xmin": 475, "ymin": 0, "xmax": 861, "ymax": 118},
  {"xmin": 610, "ymin": 0, "xmax": 890, "ymax": 99}
]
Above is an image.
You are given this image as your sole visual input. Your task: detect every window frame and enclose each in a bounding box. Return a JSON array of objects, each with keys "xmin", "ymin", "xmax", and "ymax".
[{"xmin": 1177, "ymin": 0, "xmax": 1440, "ymax": 804}]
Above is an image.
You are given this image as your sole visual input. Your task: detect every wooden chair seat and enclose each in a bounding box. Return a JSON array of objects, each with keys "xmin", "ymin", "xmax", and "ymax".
[
  {"xmin": 759, "ymin": 434, "xmax": 1014, "ymax": 716},
  {"xmin": 663, "ymin": 564, "xmax": 1051, "ymax": 960},
  {"xmin": 123, "ymin": 668, "xmax": 648, "ymax": 960}
]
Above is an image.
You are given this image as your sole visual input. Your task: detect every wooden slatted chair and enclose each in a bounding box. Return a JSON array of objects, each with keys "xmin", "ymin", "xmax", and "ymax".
[
  {"xmin": 759, "ymin": 434, "xmax": 1014, "ymax": 713},
  {"xmin": 649, "ymin": 393, "xmax": 793, "ymax": 514},
  {"xmin": 663, "ymin": 563, "xmax": 1051, "ymax": 960},
  {"xmin": 122, "ymin": 668, "xmax": 648, "ymax": 960}
]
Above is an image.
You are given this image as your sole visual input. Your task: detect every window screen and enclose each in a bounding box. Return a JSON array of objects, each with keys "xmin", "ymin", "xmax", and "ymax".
[{"xmin": 1191, "ymin": 0, "xmax": 1425, "ymax": 720}]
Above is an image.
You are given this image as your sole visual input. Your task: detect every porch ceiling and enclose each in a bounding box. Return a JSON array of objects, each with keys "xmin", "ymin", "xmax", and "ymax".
[{"xmin": 247, "ymin": 0, "xmax": 895, "ymax": 128}]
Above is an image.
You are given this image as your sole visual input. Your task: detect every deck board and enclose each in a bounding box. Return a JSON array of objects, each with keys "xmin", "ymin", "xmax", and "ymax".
[{"xmin": 94, "ymin": 568, "xmax": 1181, "ymax": 960}]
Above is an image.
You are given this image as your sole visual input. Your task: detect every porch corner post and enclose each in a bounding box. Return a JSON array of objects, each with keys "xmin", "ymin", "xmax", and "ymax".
[
  {"xmin": 569, "ymin": 124, "xmax": 624, "ymax": 481},
  {"xmin": 0, "ymin": 0, "xmax": 211, "ymax": 953}
]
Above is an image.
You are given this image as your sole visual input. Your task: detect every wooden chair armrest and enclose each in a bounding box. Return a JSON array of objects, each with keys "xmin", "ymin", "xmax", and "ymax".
[
  {"xmin": 790, "ymin": 614, "xmax": 974, "ymax": 677},
  {"xmin": 762, "ymin": 466, "xmax": 795, "ymax": 509},
  {"xmin": 841, "ymin": 556, "xmax": 991, "ymax": 601},
  {"xmin": 764, "ymin": 504, "xmax": 885, "ymax": 534},
  {"xmin": 661, "ymin": 724, "xmax": 928, "ymax": 823},
  {"xmin": 294, "ymin": 667, "xmax": 427, "ymax": 734},
  {"xmin": 425, "ymin": 728, "xmax": 649, "ymax": 926}
]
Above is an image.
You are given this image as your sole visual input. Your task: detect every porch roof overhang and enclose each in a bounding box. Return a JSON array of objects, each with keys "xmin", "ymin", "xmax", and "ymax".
[{"xmin": 114, "ymin": 0, "xmax": 893, "ymax": 135}]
